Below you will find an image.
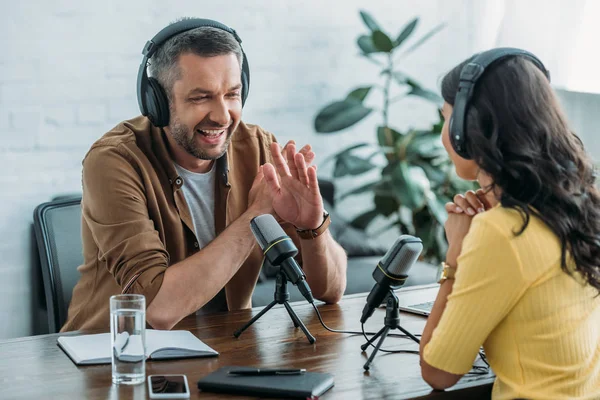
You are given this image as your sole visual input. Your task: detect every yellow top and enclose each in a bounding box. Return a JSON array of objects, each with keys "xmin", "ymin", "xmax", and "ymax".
[{"xmin": 423, "ymin": 206, "xmax": 600, "ymax": 400}]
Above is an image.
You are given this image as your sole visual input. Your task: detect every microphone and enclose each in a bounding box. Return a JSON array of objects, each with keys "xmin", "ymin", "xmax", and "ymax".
[
  {"xmin": 360, "ymin": 235, "xmax": 423, "ymax": 323},
  {"xmin": 250, "ymin": 214, "xmax": 314, "ymax": 304}
]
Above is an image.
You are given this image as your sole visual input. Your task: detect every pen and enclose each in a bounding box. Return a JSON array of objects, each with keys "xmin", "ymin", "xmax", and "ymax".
[{"xmin": 228, "ymin": 368, "xmax": 306, "ymax": 376}]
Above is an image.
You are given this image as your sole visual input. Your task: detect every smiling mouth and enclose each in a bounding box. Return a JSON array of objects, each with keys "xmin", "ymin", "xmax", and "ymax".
[{"xmin": 196, "ymin": 128, "xmax": 227, "ymax": 138}]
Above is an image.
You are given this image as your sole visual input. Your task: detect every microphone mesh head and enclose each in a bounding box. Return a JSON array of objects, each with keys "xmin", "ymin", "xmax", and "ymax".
[
  {"xmin": 250, "ymin": 214, "xmax": 286, "ymax": 250},
  {"xmin": 381, "ymin": 235, "xmax": 423, "ymax": 276}
]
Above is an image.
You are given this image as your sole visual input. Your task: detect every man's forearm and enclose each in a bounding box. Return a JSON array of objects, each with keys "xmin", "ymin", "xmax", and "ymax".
[
  {"xmin": 299, "ymin": 231, "xmax": 347, "ymax": 303},
  {"xmin": 146, "ymin": 209, "xmax": 260, "ymax": 330}
]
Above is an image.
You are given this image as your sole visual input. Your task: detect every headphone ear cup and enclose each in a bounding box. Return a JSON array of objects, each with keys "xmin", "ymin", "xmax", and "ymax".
[
  {"xmin": 240, "ymin": 54, "xmax": 250, "ymax": 107},
  {"xmin": 147, "ymin": 77, "xmax": 170, "ymax": 127},
  {"xmin": 449, "ymin": 115, "xmax": 458, "ymax": 152},
  {"xmin": 448, "ymin": 114, "xmax": 471, "ymax": 159},
  {"xmin": 241, "ymin": 71, "xmax": 249, "ymax": 106}
]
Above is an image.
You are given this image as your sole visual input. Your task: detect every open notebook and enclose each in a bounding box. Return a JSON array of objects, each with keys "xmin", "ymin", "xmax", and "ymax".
[{"xmin": 58, "ymin": 329, "xmax": 218, "ymax": 365}]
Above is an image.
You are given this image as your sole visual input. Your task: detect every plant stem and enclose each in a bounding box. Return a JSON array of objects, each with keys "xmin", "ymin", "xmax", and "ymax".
[
  {"xmin": 383, "ymin": 53, "xmax": 393, "ymax": 128},
  {"xmin": 381, "ymin": 53, "xmax": 395, "ymax": 160},
  {"xmin": 363, "ymin": 54, "xmax": 384, "ymax": 67},
  {"xmin": 389, "ymin": 93, "xmax": 406, "ymax": 104}
]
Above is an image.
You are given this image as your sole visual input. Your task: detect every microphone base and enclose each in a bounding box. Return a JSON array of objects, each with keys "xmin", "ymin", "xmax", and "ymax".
[
  {"xmin": 233, "ymin": 270, "xmax": 315, "ymax": 344},
  {"xmin": 360, "ymin": 291, "xmax": 420, "ymax": 371}
]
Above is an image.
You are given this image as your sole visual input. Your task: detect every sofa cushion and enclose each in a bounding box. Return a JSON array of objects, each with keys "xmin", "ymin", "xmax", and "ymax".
[{"xmin": 325, "ymin": 200, "xmax": 388, "ymax": 257}]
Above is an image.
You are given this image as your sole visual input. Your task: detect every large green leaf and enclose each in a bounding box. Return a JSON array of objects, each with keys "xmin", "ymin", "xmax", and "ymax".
[
  {"xmin": 337, "ymin": 180, "xmax": 380, "ymax": 201},
  {"xmin": 394, "ymin": 18, "xmax": 419, "ymax": 48},
  {"xmin": 448, "ymin": 168, "xmax": 478, "ymax": 193},
  {"xmin": 392, "ymin": 71, "xmax": 409, "ymax": 85},
  {"xmin": 415, "ymin": 160, "xmax": 447, "ymax": 186},
  {"xmin": 357, "ymin": 35, "xmax": 378, "ymax": 54},
  {"xmin": 332, "ymin": 143, "xmax": 372, "ymax": 158},
  {"xmin": 406, "ymin": 79, "xmax": 443, "ymax": 105},
  {"xmin": 414, "ymin": 207, "xmax": 436, "ymax": 253},
  {"xmin": 431, "ymin": 109, "xmax": 444, "ymax": 133},
  {"xmin": 350, "ymin": 209, "xmax": 380, "ymax": 230},
  {"xmin": 372, "ymin": 30, "xmax": 394, "ymax": 52},
  {"xmin": 395, "ymin": 130, "xmax": 417, "ymax": 161},
  {"xmin": 425, "ymin": 191, "xmax": 448, "ymax": 225},
  {"xmin": 402, "ymin": 23, "xmax": 446, "ymax": 55},
  {"xmin": 333, "ymin": 154, "xmax": 377, "ymax": 177},
  {"xmin": 374, "ymin": 194, "xmax": 400, "ymax": 216},
  {"xmin": 371, "ymin": 217, "xmax": 410, "ymax": 236},
  {"xmin": 381, "ymin": 162, "xmax": 395, "ymax": 177},
  {"xmin": 389, "ymin": 73, "xmax": 443, "ymax": 105},
  {"xmin": 314, "ymin": 99, "xmax": 373, "ymax": 133},
  {"xmin": 372, "ymin": 177, "xmax": 396, "ymax": 197},
  {"xmin": 377, "ymin": 126, "xmax": 402, "ymax": 147},
  {"xmin": 337, "ymin": 176, "xmax": 394, "ymax": 202},
  {"xmin": 346, "ymin": 86, "xmax": 372, "ymax": 102},
  {"xmin": 407, "ymin": 133, "xmax": 445, "ymax": 160},
  {"xmin": 359, "ymin": 10, "xmax": 381, "ymax": 32},
  {"xmin": 391, "ymin": 162, "xmax": 429, "ymax": 209},
  {"xmin": 321, "ymin": 142, "xmax": 372, "ymax": 165}
]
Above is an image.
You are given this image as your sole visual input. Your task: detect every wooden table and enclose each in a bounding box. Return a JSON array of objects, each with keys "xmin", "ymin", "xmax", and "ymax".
[{"xmin": 0, "ymin": 285, "xmax": 493, "ymax": 399}]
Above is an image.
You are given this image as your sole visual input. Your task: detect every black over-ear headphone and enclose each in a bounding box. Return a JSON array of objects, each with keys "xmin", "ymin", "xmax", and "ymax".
[
  {"xmin": 449, "ymin": 47, "xmax": 550, "ymax": 159},
  {"xmin": 136, "ymin": 18, "xmax": 250, "ymax": 128}
]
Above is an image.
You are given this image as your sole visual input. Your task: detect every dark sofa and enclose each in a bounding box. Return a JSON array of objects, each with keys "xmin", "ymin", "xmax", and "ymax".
[{"xmin": 251, "ymin": 179, "xmax": 438, "ymax": 306}]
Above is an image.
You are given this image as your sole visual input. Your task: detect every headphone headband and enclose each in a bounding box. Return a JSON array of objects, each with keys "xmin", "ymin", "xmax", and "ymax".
[
  {"xmin": 449, "ymin": 47, "xmax": 550, "ymax": 159},
  {"xmin": 137, "ymin": 18, "xmax": 250, "ymax": 127},
  {"xmin": 143, "ymin": 18, "xmax": 242, "ymax": 59}
]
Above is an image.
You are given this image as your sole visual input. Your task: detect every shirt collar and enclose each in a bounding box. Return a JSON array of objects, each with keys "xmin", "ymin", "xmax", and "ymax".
[{"xmin": 150, "ymin": 125, "xmax": 230, "ymax": 189}]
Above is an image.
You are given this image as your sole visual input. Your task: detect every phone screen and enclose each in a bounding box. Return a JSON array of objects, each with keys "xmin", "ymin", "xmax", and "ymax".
[{"xmin": 150, "ymin": 375, "xmax": 188, "ymax": 394}]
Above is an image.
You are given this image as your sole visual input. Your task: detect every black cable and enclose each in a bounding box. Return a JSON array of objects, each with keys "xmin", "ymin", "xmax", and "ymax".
[
  {"xmin": 311, "ymin": 303, "xmax": 490, "ymax": 375},
  {"xmin": 359, "ymin": 322, "xmax": 488, "ymax": 375},
  {"xmin": 479, "ymin": 350, "xmax": 489, "ymax": 367},
  {"xmin": 360, "ymin": 322, "xmax": 420, "ymax": 354},
  {"xmin": 311, "ymin": 303, "xmax": 420, "ymax": 339}
]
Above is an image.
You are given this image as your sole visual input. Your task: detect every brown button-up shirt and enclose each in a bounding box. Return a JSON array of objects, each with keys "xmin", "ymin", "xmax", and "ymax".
[{"xmin": 62, "ymin": 116, "xmax": 295, "ymax": 332}]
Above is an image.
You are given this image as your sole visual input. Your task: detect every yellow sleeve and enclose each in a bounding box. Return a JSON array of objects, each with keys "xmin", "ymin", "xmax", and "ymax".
[{"xmin": 423, "ymin": 214, "xmax": 528, "ymax": 374}]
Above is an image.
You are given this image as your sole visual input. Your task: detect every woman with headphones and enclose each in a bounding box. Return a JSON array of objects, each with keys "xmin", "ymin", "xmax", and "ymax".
[{"xmin": 419, "ymin": 48, "xmax": 600, "ymax": 399}]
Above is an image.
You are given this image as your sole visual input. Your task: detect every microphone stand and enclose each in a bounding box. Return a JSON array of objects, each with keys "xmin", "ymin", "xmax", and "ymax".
[
  {"xmin": 233, "ymin": 269, "xmax": 315, "ymax": 344},
  {"xmin": 361, "ymin": 290, "xmax": 420, "ymax": 370}
]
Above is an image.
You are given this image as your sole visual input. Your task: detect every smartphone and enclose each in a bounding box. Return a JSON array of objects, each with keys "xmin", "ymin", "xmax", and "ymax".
[{"xmin": 148, "ymin": 374, "xmax": 190, "ymax": 399}]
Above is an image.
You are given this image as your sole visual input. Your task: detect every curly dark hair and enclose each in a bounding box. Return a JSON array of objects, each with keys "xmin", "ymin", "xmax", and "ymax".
[{"xmin": 442, "ymin": 55, "xmax": 600, "ymax": 293}]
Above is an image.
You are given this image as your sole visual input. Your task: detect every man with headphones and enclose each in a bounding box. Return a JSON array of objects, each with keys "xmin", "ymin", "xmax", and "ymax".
[{"xmin": 61, "ymin": 18, "xmax": 347, "ymax": 332}]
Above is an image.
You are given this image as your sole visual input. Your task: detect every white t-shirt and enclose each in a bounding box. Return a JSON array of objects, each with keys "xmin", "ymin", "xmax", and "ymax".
[
  {"xmin": 173, "ymin": 162, "xmax": 216, "ymax": 250},
  {"xmin": 173, "ymin": 161, "xmax": 227, "ymax": 314}
]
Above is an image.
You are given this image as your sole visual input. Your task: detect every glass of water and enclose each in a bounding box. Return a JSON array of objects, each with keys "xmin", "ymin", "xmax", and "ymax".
[{"xmin": 110, "ymin": 294, "xmax": 146, "ymax": 385}]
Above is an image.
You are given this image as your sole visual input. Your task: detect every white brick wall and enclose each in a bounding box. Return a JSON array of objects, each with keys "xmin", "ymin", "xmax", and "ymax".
[{"xmin": 0, "ymin": 0, "xmax": 597, "ymax": 339}]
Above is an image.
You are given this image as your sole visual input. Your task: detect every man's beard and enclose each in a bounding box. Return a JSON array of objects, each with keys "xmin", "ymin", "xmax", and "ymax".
[{"xmin": 169, "ymin": 117, "xmax": 233, "ymax": 160}]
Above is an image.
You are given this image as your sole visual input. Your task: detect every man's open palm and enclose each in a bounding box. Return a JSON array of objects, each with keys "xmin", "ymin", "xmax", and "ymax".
[{"xmin": 262, "ymin": 142, "xmax": 324, "ymax": 230}]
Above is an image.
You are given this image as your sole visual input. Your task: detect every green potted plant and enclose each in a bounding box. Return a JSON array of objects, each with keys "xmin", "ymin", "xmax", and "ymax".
[{"xmin": 314, "ymin": 10, "xmax": 473, "ymax": 263}]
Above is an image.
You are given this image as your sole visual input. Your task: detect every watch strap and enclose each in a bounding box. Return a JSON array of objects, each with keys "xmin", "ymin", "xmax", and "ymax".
[
  {"xmin": 437, "ymin": 262, "xmax": 457, "ymax": 284},
  {"xmin": 296, "ymin": 212, "xmax": 331, "ymax": 240}
]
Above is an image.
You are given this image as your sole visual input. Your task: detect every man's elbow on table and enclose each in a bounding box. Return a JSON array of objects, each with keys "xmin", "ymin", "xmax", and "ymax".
[
  {"xmin": 313, "ymin": 278, "xmax": 346, "ymax": 304},
  {"xmin": 146, "ymin": 295, "xmax": 182, "ymax": 331},
  {"xmin": 317, "ymin": 290, "xmax": 343, "ymax": 305},
  {"xmin": 146, "ymin": 305, "xmax": 179, "ymax": 331}
]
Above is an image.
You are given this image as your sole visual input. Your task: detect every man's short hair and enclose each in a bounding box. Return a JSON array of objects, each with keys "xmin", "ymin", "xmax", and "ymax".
[{"xmin": 148, "ymin": 20, "xmax": 243, "ymax": 102}]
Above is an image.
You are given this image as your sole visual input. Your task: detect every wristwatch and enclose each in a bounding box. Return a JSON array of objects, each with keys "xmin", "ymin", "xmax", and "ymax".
[
  {"xmin": 296, "ymin": 211, "xmax": 331, "ymax": 240},
  {"xmin": 437, "ymin": 262, "xmax": 457, "ymax": 284}
]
